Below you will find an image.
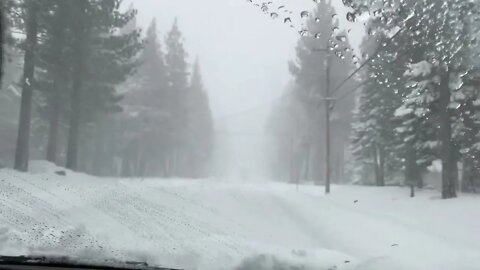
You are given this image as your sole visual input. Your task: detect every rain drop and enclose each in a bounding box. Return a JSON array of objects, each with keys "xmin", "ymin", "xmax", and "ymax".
[
  {"xmin": 261, "ymin": 4, "xmax": 268, "ymax": 13},
  {"xmin": 299, "ymin": 29, "xmax": 309, "ymax": 37},
  {"xmin": 300, "ymin": 11, "xmax": 309, "ymax": 18},
  {"xmin": 336, "ymin": 35, "xmax": 347, "ymax": 42},
  {"xmin": 284, "ymin": 17, "xmax": 291, "ymax": 24},
  {"xmin": 346, "ymin": 12, "xmax": 356, "ymax": 22}
]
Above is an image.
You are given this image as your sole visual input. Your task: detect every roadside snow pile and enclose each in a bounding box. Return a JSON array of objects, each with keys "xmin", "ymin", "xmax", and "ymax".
[
  {"xmin": 1, "ymin": 161, "xmax": 480, "ymax": 270},
  {"xmin": 28, "ymin": 160, "xmax": 72, "ymax": 175}
]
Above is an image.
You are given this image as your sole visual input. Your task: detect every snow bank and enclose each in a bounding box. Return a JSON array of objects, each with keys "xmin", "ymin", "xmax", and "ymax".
[{"xmin": 1, "ymin": 162, "xmax": 480, "ymax": 270}]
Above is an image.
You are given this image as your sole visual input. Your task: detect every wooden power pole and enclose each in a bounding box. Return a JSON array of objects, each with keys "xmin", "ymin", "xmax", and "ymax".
[{"xmin": 324, "ymin": 54, "xmax": 332, "ymax": 195}]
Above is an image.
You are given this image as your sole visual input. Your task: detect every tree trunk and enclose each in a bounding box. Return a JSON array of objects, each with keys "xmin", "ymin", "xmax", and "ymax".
[
  {"xmin": 46, "ymin": 94, "xmax": 61, "ymax": 163},
  {"xmin": 460, "ymin": 100, "xmax": 478, "ymax": 193},
  {"xmin": 378, "ymin": 144, "xmax": 385, "ymax": 186},
  {"xmin": 462, "ymin": 157, "xmax": 475, "ymax": 193},
  {"xmin": 65, "ymin": 76, "xmax": 82, "ymax": 170},
  {"xmin": 14, "ymin": 1, "xmax": 38, "ymax": 172},
  {"xmin": 405, "ymin": 144, "xmax": 423, "ymax": 189},
  {"xmin": 372, "ymin": 144, "xmax": 379, "ymax": 185},
  {"xmin": 45, "ymin": 0, "xmax": 68, "ymax": 164},
  {"xmin": 304, "ymin": 146, "xmax": 311, "ymax": 181},
  {"xmin": 91, "ymin": 122, "xmax": 104, "ymax": 176},
  {"xmin": 452, "ymin": 153, "xmax": 459, "ymax": 191},
  {"xmin": 0, "ymin": 1, "xmax": 4, "ymax": 87},
  {"xmin": 66, "ymin": 0, "xmax": 88, "ymax": 171},
  {"xmin": 438, "ymin": 72, "xmax": 457, "ymax": 199},
  {"xmin": 372, "ymin": 143, "xmax": 385, "ymax": 186}
]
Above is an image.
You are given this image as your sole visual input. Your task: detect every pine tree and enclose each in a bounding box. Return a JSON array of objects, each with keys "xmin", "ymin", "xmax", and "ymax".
[
  {"xmin": 35, "ymin": 0, "xmax": 72, "ymax": 164},
  {"xmin": 14, "ymin": 0, "xmax": 40, "ymax": 171},
  {"xmin": 0, "ymin": 0, "xmax": 5, "ymax": 86},
  {"xmin": 287, "ymin": 0, "xmax": 355, "ymax": 184},
  {"xmin": 345, "ymin": 0, "xmax": 480, "ymax": 198},
  {"xmin": 164, "ymin": 18, "xmax": 190, "ymax": 176},
  {"xmin": 120, "ymin": 18, "xmax": 169, "ymax": 177},
  {"xmin": 186, "ymin": 58, "xmax": 214, "ymax": 177},
  {"xmin": 65, "ymin": 0, "xmax": 141, "ymax": 171}
]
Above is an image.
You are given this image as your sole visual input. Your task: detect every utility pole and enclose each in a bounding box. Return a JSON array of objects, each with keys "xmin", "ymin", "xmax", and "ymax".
[
  {"xmin": 312, "ymin": 45, "xmax": 332, "ymax": 195},
  {"xmin": 324, "ymin": 53, "xmax": 332, "ymax": 194}
]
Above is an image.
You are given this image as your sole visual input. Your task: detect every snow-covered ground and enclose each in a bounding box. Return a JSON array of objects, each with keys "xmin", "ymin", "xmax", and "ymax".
[{"xmin": 1, "ymin": 161, "xmax": 480, "ymax": 270}]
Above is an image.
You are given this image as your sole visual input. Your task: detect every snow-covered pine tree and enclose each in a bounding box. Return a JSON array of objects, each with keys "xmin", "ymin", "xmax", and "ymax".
[{"xmin": 344, "ymin": 0, "xmax": 480, "ymax": 198}]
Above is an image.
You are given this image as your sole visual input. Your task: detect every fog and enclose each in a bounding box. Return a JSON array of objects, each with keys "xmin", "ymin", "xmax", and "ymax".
[{"xmin": 129, "ymin": 0, "xmax": 362, "ymax": 179}]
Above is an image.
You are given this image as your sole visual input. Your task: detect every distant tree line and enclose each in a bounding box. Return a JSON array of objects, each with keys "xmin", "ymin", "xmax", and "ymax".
[{"xmin": 0, "ymin": 0, "xmax": 214, "ymax": 178}]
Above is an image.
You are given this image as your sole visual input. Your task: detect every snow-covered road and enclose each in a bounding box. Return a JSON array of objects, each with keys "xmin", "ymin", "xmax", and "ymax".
[{"xmin": 1, "ymin": 161, "xmax": 480, "ymax": 270}]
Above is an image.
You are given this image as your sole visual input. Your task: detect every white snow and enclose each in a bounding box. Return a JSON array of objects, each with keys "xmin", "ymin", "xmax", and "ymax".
[
  {"xmin": 404, "ymin": 61, "xmax": 432, "ymax": 78},
  {"xmin": 394, "ymin": 105, "xmax": 412, "ymax": 117},
  {"xmin": 1, "ymin": 162, "xmax": 480, "ymax": 270}
]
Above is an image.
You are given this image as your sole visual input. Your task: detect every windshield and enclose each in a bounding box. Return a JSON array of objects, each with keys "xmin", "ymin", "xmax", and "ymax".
[{"xmin": 1, "ymin": 0, "xmax": 480, "ymax": 269}]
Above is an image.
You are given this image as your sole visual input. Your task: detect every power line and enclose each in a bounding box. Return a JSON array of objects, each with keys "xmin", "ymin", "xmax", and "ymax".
[
  {"xmin": 214, "ymin": 24, "xmax": 408, "ymax": 121},
  {"xmin": 335, "ymin": 79, "xmax": 369, "ymax": 102},
  {"xmin": 331, "ymin": 27, "xmax": 405, "ymax": 95}
]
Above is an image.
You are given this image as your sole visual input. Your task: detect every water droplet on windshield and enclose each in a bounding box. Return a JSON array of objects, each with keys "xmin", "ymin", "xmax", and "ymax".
[
  {"xmin": 336, "ymin": 35, "xmax": 347, "ymax": 42},
  {"xmin": 270, "ymin": 12, "xmax": 278, "ymax": 19},
  {"xmin": 342, "ymin": 0, "xmax": 353, "ymax": 7},
  {"xmin": 261, "ymin": 4, "xmax": 268, "ymax": 13},
  {"xmin": 314, "ymin": 33, "xmax": 322, "ymax": 39},
  {"xmin": 284, "ymin": 17, "xmax": 291, "ymax": 24},
  {"xmin": 299, "ymin": 29, "xmax": 309, "ymax": 37},
  {"xmin": 346, "ymin": 12, "xmax": 356, "ymax": 22},
  {"xmin": 300, "ymin": 11, "xmax": 309, "ymax": 18}
]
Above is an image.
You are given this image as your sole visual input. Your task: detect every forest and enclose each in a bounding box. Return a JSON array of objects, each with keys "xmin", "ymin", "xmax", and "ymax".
[
  {"xmin": 1, "ymin": 0, "xmax": 480, "ymax": 200},
  {"xmin": 0, "ymin": 0, "xmax": 214, "ymax": 178}
]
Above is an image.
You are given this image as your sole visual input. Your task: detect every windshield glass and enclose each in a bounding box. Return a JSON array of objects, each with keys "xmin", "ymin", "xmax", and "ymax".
[{"xmin": 1, "ymin": 0, "xmax": 480, "ymax": 269}]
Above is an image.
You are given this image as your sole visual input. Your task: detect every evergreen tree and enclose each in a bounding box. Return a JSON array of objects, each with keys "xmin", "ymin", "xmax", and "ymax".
[
  {"xmin": 0, "ymin": 0, "xmax": 5, "ymax": 86},
  {"xmin": 286, "ymin": 0, "xmax": 356, "ymax": 184},
  {"xmin": 35, "ymin": 0, "xmax": 72, "ymax": 164},
  {"xmin": 14, "ymin": 0, "xmax": 40, "ymax": 171},
  {"xmin": 120, "ymin": 18, "xmax": 169, "ymax": 177},
  {"xmin": 186, "ymin": 58, "xmax": 214, "ymax": 177},
  {"xmin": 164, "ymin": 18, "xmax": 190, "ymax": 176},
  {"xmin": 345, "ymin": 0, "xmax": 480, "ymax": 198},
  {"xmin": 65, "ymin": 0, "xmax": 141, "ymax": 171}
]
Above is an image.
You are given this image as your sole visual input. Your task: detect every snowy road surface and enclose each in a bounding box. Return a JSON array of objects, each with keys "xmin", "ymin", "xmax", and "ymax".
[{"xmin": 1, "ymin": 161, "xmax": 480, "ymax": 270}]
